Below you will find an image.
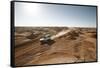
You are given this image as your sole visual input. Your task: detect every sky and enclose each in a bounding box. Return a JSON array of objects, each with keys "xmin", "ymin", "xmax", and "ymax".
[{"xmin": 15, "ymin": 2, "xmax": 97, "ymax": 27}]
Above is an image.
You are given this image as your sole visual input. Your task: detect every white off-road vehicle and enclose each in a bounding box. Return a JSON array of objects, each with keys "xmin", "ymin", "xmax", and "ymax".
[{"xmin": 40, "ymin": 34, "xmax": 52, "ymax": 44}]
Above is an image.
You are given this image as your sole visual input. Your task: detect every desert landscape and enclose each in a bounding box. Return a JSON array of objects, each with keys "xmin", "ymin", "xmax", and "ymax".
[{"xmin": 15, "ymin": 27, "xmax": 97, "ymax": 66}]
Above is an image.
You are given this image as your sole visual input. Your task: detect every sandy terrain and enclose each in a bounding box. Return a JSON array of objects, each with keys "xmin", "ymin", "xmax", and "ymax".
[{"xmin": 14, "ymin": 27, "xmax": 97, "ymax": 66}]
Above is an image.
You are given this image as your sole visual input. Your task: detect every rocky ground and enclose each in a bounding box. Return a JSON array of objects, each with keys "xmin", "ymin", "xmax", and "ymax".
[{"xmin": 14, "ymin": 27, "xmax": 97, "ymax": 66}]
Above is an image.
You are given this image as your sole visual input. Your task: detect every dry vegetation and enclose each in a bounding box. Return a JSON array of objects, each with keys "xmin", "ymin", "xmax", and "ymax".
[{"xmin": 15, "ymin": 27, "xmax": 97, "ymax": 66}]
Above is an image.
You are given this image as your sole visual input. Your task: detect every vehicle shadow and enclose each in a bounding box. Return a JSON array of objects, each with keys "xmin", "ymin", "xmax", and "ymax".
[{"xmin": 41, "ymin": 40, "xmax": 55, "ymax": 46}]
